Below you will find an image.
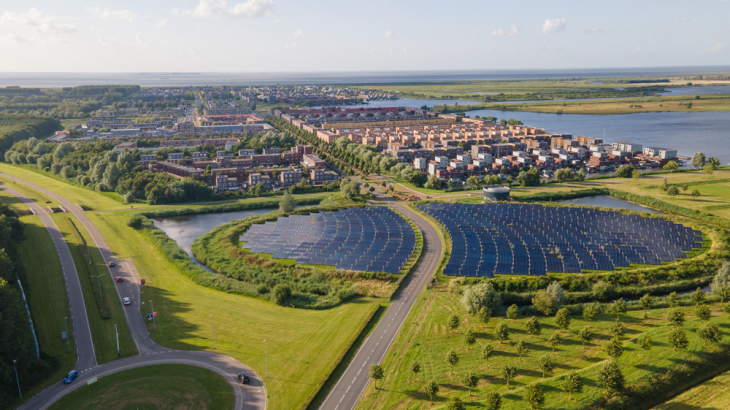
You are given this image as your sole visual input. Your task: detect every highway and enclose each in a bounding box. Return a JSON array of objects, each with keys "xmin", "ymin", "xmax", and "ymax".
[
  {"xmin": 2, "ymin": 174, "xmax": 266, "ymax": 410},
  {"xmin": 318, "ymin": 191, "xmax": 442, "ymax": 410}
]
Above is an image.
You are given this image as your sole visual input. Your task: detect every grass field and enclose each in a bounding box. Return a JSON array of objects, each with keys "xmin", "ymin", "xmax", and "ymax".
[
  {"xmin": 355, "ymin": 286, "xmax": 730, "ymax": 410},
  {"xmin": 47, "ymin": 364, "xmax": 233, "ymax": 410},
  {"xmin": 51, "ymin": 213, "xmax": 137, "ymax": 364},
  {"xmin": 654, "ymin": 369, "xmax": 730, "ymax": 409}
]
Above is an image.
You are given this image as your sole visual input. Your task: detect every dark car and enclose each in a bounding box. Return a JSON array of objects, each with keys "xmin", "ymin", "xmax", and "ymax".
[
  {"xmin": 115, "ymin": 276, "xmax": 124, "ymax": 282},
  {"xmin": 237, "ymin": 373, "xmax": 250, "ymax": 384},
  {"xmin": 107, "ymin": 261, "xmax": 115, "ymax": 267},
  {"xmin": 63, "ymin": 370, "xmax": 79, "ymax": 384}
]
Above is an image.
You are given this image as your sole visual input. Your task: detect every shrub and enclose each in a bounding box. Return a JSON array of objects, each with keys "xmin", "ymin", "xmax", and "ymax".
[
  {"xmin": 272, "ymin": 284, "xmax": 292, "ymax": 306},
  {"xmin": 126, "ymin": 214, "xmax": 146, "ymax": 229}
]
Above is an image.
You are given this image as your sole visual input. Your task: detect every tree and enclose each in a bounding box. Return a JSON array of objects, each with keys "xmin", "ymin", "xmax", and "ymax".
[
  {"xmin": 637, "ymin": 334, "xmax": 653, "ymax": 354},
  {"xmin": 639, "ymin": 294, "xmax": 655, "ymax": 318},
  {"xmin": 592, "ymin": 281, "xmax": 613, "ymax": 300},
  {"xmin": 447, "ymin": 397, "xmax": 465, "ymax": 410},
  {"xmin": 501, "ymin": 364, "xmax": 517, "ymax": 386},
  {"xmin": 555, "ymin": 168, "xmax": 575, "ymax": 182},
  {"xmin": 448, "ymin": 314, "xmax": 460, "ymax": 332},
  {"xmin": 516, "ymin": 340, "xmax": 529, "ymax": 361},
  {"xmin": 506, "ymin": 175, "xmax": 513, "ymax": 187},
  {"xmin": 533, "ymin": 281, "xmax": 565, "ymax": 316},
  {"xmin": 485, "ymin": 391, "xmax": 502, "ymax": 410},
  {"xmin": 704, "ymin": 164, "xmax": 714, "ymax": 178},
  {"xmin": 462, "ymin": 372, "xmax": 478, "ymax": 397},
  {"xmin": 495, "ymin": 322, "xmax": 509, "ymax": 343},
  {"xmin": 271, "ymin": 284, "xmax": 293, "ymax": 306},
  {"xmin": 691, "ymin": 152, "xmax": 707, "ymax": 169},
  {"xmin": 691, "ymin": 287, "xmax": 706, "ymax": 306},
  {"xmin": 692, "ymin": 189, "xmax": 701, "ymax": 199},
  {"xmin": 604, "ymin": 336, "xmax": 623, "ymax": 360},
  {"xmin": 482, "ymin": 344, "xmax": 494, "ymax": 362},
  {"xmin": 615, "ymin": 165, "xmax": 635, "ymax": 178},
  {"xmin": 667, "ymin": 292, "xmax": 680, "ymax": 307},
  {"xmin": 461, "ymin": 283, "xmax": 502, "ymax": 315},
  {"xmin": 410, "ymin": 361, "xmax": 421, "ymax": 382},
  {"xmin": 279, "ymin": 190, "xmax": 296, "ymax": 212},
  {"xmin": 708, "ymin": 157, "xmax": 721, "ymax": 168},
  {"xmin": 369, "ymin": 364, "xmax": 385, "ymax": 389},
  {"xmin": 598, "ymin": 360, "xmax": 625, "ymax": 397},
  {"xmin": 660, "ymin": 178, "xmax": 669, "ymax": 192},
  {"xmin": 664, "ymin": 161, "xmax": 679, "ymax": 173},
  {"xmin": 548, "ymin": 332, "xmax": 561, "ymax": 352},
  {"xmin": 555, "ymin": 308, "xmax": 571, "ymax": 330},
  {"xmin": 478, "ymin": 306, "xmax": 492, "ymax": 326},
  {"xmin": 126, "ymin": 213, "xmax": 146, "ymax": 229},
  {"xmin": 669, "ymin": 326, "xmax": 689, "ymax": 351},
  {"xmin": 446, "ymin": 349, "xmax": 459, "ymax": 374},
  {"xmin": 667, "ymin": 308, "xmax": 686, "ymax": 327},
  {"xmin": 632, "ymin": 169, "xmax": 641, "ymax": 180},
  {"xmin": 609, "ymin": 298, "xmax": 628, "ymax": 319},
  {"xmin": 517, "ymin": 167, "xmax": 541, "ymax": 187},
  {"xmin": 507, "ymin": 304, "xmax": 520, "ymax": 320},
  {"xmin": 578, "ymin": 327, "xmax": 593, "ymax": 347},
  {"xmin": 711, "ymin": 262, "xmax": 730, "ymax": 302},
  {"xmin": 424, "ymin": 174, "xmax": 441, "ymax": 190},
  {"xmin": 610, "ymin": 321, "xmax": 626, "ymax": 338},
  {"xmin": 697, "ymin": 322, "xmax": 722, "ymax": 346},
  {"xmin": 577, "ymin": 168, "xmax": 586, "ymax": 182},
  {"xmin": 695, "ymin": 304, "xmax": 711, "ymax": 321},
  {"xmin": 526, "ymin": 384, "xmax": 546, "ymax": 410},
  {"xmin": 667, "ymin": 186, "xmax": 680, "ymax": 197},
  {"xmin": 425, "ymin": 381, "xmax": 439, "ymax": 401},
  {"xmin": 583, "ymin": 303, "xmax": 600, "ymax": 324},
  {"xmin": 466, "ymin": 175, "xmax": 479, "ymax": 189},
  {"xmin": 562, "ymin": 372, "xmax": 583, "ymax": 400},
  {"xmin": 464, "ymin": 329, "xmax": 476, "ymax": 346},
  {"xmin": 537, "ymin": 354, "xmax": 554, "ymax": 379},
  {"xmin": 526, "ymin": 316, "xmax": 542, "ymax": 338}
]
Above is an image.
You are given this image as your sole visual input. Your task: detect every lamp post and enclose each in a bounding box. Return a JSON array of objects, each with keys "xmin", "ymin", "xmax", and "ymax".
[
  {"xmin": 12, "ymin": 359, "xmax": 21, "ymax": 398},
  {"xmin": 210, "ymin": 315, "xmax": 214, "ymax": 349},
  {"xmin": 150, "ymin": 300, "xmax": 156, "ymax": 331},
  {"xmin": 90, "ymin": 275, "xmax": 102, "ymax": 302},
  {"xmin": 264, "ymin": 340, "xmax": 268, "ymax": 378},
  {"xmin": 64, "ymin": 316, "xmax": 69, "ymax": 352},
  {"xmin": 115, "ymin": 324, "xmax": 120, "ymax": 356}
]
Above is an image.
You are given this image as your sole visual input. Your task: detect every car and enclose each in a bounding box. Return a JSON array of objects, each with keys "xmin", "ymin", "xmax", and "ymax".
[
  {"xmin": 63, "ymin": 370, "xmax": 79, "ymax": 384},
  {"xmin": 123, "ymin": 297, "xmax": 131, "ymax": 305},
  {"xmin": 107, "ymin": 261, "xmax": 115, "ymax": 267},
  {"xmin": 115, "ymin": 276, "xmax": 124, "ymax": 282},
  {"xmin": 237, "ymin": 373, "xmax": 250, "ymax": 384}
]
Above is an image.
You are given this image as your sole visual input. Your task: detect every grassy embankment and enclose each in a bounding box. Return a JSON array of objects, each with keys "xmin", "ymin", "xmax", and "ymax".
[
  {"xmin": 51, "ymin": 213, "xmax": 137, "ymax": 363},
  {"xmin": 653, "ymin": 369, "xmax": 730, "ymax": 409},
  {"xmin": 356, "ymin": 287, "xmax": 730, "ymax": 410},
  {"xmin": 47, "ymin": 364, "xmax": 233, "ymax": 410},
  {"xmin": 2, "ymin": 166, "xmax": 388, "ymax": 409}
]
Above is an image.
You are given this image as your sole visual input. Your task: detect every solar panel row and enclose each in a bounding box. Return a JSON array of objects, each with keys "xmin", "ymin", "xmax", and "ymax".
[
  {"xmin": 239, "ymin": 207, "xmax": 416, "ymax": 274},
  {"xmin": 419, "ymin": 203, "xmax": 701, "ymax": 278}
]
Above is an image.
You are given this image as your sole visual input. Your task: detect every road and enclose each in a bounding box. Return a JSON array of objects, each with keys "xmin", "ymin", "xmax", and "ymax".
[
  {"xmin": 318, "ymin": 190, "xmax": 442, "ymax": 410},
  {"xmin": 2, "ymin": 174, "xmax": 266, "ymax": 410}
]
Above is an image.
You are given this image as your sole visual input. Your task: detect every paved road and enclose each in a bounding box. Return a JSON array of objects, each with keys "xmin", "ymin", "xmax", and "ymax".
[
  {"xmin": 318, "ymin": 191, "xmax": 442, "ymax": 410},
  {"xmin": 2, "ymin": 174, "xmax": 265, "ymax": 410}
]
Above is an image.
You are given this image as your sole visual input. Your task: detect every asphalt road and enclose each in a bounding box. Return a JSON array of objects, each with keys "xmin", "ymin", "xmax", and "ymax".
[
  {"xmin": 318, "ymin": 191, "xmax": 442, "ymax": 410},
  {"xmin": 2, "ymin": 174, "xmax": 265, "ymax": 410}
]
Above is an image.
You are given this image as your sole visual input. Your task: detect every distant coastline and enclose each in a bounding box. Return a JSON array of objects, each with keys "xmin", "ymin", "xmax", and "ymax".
[{"xmin": 1, "ymin": 66, "xmax": 729, "ymax": 87}]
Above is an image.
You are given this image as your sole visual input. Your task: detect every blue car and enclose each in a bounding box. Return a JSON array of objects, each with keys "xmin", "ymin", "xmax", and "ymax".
[{"xmin": 63, "ymin": 370, "xmax": 79, "ymax": 384}]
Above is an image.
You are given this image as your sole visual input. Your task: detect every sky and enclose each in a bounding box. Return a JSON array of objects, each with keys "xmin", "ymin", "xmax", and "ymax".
[{"xmin": 0, "ymin": 0, "xmax": 728, "ymax": 73}]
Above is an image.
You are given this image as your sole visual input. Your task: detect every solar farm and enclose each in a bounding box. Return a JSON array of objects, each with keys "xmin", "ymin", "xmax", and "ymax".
[
  {"xmin": 239, "ymin": 207, "xmax": 416, "ymax": 274},
  {"xmin": 419, "ymin": 203, "xmax": 703, "ymax": 277}
]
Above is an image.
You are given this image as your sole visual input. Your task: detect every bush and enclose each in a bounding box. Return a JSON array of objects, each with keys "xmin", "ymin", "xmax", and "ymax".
[
  {"xmin": 50, "ymin": 162, "xmax": 61, "ymax": 174},
  {"xmin": 272, "ymin": 284, "xmax": 292, "ymax": 306},
  {"xmin": 126, "ymin": 214, "xmax": 146, "ymax": 229}
]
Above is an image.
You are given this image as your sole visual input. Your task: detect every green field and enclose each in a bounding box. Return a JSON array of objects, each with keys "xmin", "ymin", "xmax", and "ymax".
[
  {"xmin": 654, "ymin": 369, "xmax": 730, "ymax": 409},
  {"xmin": 51, "ymin": 213, "xmax": 137, "ymax": 364},
  {"xmin": 48, "ymin": 364, "xmax": 233, "ymax": 410},
  {"xmin": 355, "ymin": 286, "xmax": 730, "ymax": 410}
]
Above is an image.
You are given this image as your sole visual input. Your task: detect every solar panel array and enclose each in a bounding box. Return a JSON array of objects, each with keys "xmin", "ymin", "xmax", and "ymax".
[
  {"xmin": 240, "ymin": 207, "xmax": 416, "ymax": 274},
  {"xmin": 419, "ymin": 203, "xmax": 703, "ymax": 277}
]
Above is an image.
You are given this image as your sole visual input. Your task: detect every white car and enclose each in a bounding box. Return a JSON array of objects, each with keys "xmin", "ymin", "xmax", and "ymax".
[{"xmin": 123, "ymin": 297, "xmax": 131, "ymax": 305}]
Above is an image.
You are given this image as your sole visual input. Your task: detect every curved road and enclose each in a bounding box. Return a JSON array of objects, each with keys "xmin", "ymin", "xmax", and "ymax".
[
  {"xmin": 318, "ymin": 190, "xmax": 442, "ymax": 410},
  {"xmin": 1, "ymin": 175, "xmax": 266, "ymax": 410}
]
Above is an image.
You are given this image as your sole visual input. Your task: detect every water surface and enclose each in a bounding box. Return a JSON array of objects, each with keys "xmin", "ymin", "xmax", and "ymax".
[{"xmin": 557, "ymin": 195, "xmax": 661, "ymax": 214}]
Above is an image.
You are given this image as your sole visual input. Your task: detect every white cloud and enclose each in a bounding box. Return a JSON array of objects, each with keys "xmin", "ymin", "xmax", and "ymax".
[
  {"xmin": 286, "ymin": 43, "xmax": 297, "ymax": 49},
  {"xmin": 678, "ymin": 17, "xmax": 691, "ymax": 22},
  {"xmin": 0, "ymin": 8, "xmax": 76, "ymax": 34},
  {"xmin": 697, "ymin": 42, "xmax": 726, "ymax": 53},
  {"xmin": 131, "ymin": 34, "xmax": 150, "ymax": 47},
  {"xmin": 272, "ymin": 18, "xmax": 283, "ymax": 24},
  {"xmin": 157, "ymin": 18, "xmax": 169, "ymax": 28},
  {"xmin": 584, "ymin": 27, "xmax": 603, "ymax": 33},
  {"xmin": 543, "ymin": 18, "xmax": 566, "ymax": 34},
  {"xmin": 383, "ymin": 30, "xmax": 393, "ymax": 38},
  {"xmin": 88, "ymin": 7, "xmax": 136, "ymax": 21},
  {"xmin": 180, "ymin": 0, "xmax": 274, "ymax": 18},
  {"xmin": 492, "ymin": 25, "xmax": 521, "ymax": 38},
  {"xmin": 630, "ymin": 45, "xmax": 642, "ymax": 54},
  {"xmin": 0, "ymin": 33, "xmax": 30, "ymax": 44},
  {"xmin": 471, "ymin": 30, "xmax": 479, "ymax": 38},
  {"xmin": 96, "ymin": 36, "xmax": 116, "ymax": 45},
  {"xmin": 293, "ymin": 28, "xmax": 304, "ymax": 38}
]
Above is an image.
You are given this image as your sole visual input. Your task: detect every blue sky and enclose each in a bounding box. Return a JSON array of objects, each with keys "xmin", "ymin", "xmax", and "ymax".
[{"xmin": 0, "ymin": 0, "xmax": 728, "ymax": 72}]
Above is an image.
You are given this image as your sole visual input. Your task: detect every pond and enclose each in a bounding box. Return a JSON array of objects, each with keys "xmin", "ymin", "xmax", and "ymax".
[{"xmin": 557, "ymin": 195, "xmax": 661, "ymax": 214}]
